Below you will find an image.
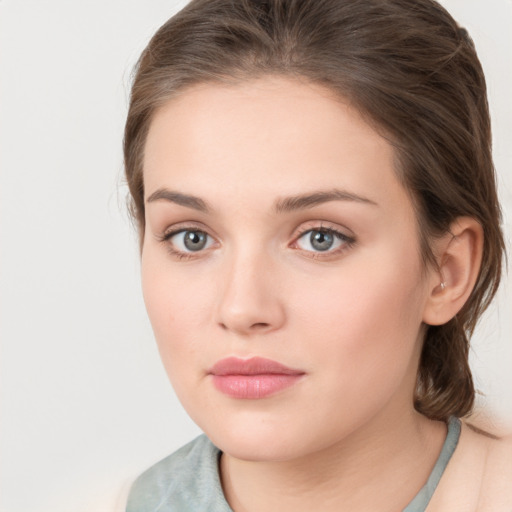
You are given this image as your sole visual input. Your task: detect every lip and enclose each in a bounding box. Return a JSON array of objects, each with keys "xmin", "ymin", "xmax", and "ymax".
[{"xmin": 208, "ymin": 357, "xmax": 305, "ymax": 399}]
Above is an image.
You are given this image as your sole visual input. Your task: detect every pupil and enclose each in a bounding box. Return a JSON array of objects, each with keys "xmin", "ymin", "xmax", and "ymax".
[
  {"xmin": 184, "ymin": 231, "xmax": 207, "ymax": 251},
  {"xmin": 311, "ymin": 231, "xmax": 333, "ymax": 251}
]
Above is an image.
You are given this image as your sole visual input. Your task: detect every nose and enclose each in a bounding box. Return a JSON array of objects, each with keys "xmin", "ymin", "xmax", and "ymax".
[{"xmin": 214, "ymin": 249, "xmax": 286, "ymax": 336}]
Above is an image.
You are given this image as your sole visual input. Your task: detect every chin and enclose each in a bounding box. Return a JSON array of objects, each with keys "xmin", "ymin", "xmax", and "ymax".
[
  {"xmin": 212, "ymin": 431, "xmax": 304, "ymax": 462},
  {"xmin": 198, "ymin": 412, "xmax": 327, "ymax": 462}
]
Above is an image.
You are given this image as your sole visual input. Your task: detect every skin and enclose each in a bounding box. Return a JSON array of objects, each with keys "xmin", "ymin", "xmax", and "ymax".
[{"xmin": 140, "ymin": 77, "xmax": 473, "ymax": 511}]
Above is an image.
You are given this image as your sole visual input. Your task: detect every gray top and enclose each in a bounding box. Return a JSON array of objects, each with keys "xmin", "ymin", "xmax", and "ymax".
[{"xmin": 126, "ymin": 417, "xmax": 461, "ymax": 512}]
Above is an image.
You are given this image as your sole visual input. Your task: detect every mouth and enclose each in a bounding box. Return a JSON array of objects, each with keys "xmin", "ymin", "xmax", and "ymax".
[{"xmin": 208, "ymin": 356, "xmax": 305, "ymax": 399}]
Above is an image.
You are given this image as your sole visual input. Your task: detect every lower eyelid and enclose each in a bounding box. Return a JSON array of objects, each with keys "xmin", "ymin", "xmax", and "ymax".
[{"xmin": 157, "ymin": 225, "xmax": 354, "ymax": 258}]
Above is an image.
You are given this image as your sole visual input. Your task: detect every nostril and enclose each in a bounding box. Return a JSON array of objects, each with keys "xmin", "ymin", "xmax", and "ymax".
[{"xmin": 251, "ymin": 322, "xmax": 270, "ymax": 330}]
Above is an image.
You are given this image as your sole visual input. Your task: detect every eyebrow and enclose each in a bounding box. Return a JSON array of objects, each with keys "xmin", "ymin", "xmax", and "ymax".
[
  {"xmin": 145, "ymin": 187, "xmax": 378, "ymax": 214},
  {"xmin": 146, "ymin": 189, "xmax": 210, "ymax": 213},
  {"xmin": 274, "ymin": 189, "xmax": 378, "ymax": 213}
]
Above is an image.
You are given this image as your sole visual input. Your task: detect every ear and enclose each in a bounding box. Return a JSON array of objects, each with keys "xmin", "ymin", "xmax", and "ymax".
[{"xmin": 422, "ymin": 217, "xmax": 483, "ymax": 326}]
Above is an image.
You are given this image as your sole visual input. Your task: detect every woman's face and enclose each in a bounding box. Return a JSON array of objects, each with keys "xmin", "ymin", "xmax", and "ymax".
[{"xmin": 141, "ymin": 77, "xmax": 437, "ymax": 461}]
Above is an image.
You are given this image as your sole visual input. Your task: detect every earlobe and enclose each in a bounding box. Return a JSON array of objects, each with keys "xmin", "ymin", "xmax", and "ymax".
[{"xmin": 423, "ymin": 217, "xmax": 484, "ymax": 326}]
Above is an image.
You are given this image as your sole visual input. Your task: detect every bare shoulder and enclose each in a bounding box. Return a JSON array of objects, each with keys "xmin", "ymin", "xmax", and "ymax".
[
  {"xmin": 477, "ymin": 426, "xmax": 512, "ymax": 510},
  {"xmin": 427, "ymin": 420, "xmax": 512, "ymax": 512}
]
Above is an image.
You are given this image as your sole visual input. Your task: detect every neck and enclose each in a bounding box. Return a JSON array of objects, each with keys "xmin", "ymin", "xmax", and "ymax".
[{"xmin": 220, "ymin": 408, "xmax": 447, "ymax": 512}]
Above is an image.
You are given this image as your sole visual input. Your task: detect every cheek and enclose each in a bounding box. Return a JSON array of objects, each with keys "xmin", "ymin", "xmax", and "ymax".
[
  {"xmin": 292, "ymin": 250, "xmax": 426, "ymax": 393},
  {"xmin": 141, "ymin": 253, "xmax": 212, "ymax": 380}
]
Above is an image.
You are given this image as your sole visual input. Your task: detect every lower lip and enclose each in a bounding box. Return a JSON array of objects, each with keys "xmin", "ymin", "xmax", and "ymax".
[{"xmin": 211, "ymin": 374, "xmax": 303, "ymax": 399}]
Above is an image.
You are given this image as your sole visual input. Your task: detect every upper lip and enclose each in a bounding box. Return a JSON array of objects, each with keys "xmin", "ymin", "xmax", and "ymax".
[{"xmin": 209, "ymin": 356, "xmax": 305, "ymax": 376}]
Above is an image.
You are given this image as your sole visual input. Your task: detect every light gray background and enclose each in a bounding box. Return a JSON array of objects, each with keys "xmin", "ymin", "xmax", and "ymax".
[{"xmin": 0, "ymin": 1, "xmax": 510, "ymax": 511}]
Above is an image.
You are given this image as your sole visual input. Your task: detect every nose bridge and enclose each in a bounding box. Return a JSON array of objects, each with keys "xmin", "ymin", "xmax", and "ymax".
[{"xmin": 215, "ymin": 241, "xmax": 285, "ymax": 334}]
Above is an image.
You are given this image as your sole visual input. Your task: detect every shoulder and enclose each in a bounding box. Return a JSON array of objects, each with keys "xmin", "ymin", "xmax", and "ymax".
[
  {"xmin": 478, "ymin": 428, "xmax": 512, "ymax": 510},
  {"xmin": 428, "ymin": 419, "xmax": 512, "ymax": 512},
  {"xmin": 126, "ymin": 434, "xmax": 227, "ymax": 512}
]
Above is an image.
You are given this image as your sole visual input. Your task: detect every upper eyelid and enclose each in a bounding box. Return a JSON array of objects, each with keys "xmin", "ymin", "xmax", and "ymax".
[
  {"xmin": 292, "ymin": 227, "xmax": 355, "ymax": 247},
  {"xmin": 296, "ymin": 225, "xmax": 346, "ymax": 236},
  {"xmin": 292, "ymin": 220, "xmax": 354, "ymax": 239},
  {"xmin": 156, "ymin": 220, "xmax": 355, "ymax": 245},
  {"xmin": 160, "ymin": 221, "xmax": 215, "ymax": 238}
]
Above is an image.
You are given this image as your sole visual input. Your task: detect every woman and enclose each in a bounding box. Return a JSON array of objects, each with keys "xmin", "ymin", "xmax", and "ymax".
[{"xmin": 123, "ymin": 0, "xmax": 511, "ymax": 510}]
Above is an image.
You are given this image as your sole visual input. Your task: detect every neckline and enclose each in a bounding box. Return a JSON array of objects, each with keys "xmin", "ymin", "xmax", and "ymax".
[{"xmin": 402, "ymin": 416, "xmax": 461, "ymax": 511}]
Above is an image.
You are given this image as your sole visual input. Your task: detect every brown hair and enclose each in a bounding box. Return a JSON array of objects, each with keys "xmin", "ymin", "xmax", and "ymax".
[{"xmin": 124, "ymin": 0, "xmax": 505, "ymax": 421}]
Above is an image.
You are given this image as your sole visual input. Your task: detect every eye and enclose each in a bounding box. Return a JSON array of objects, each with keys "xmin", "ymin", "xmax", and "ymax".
[
  {"xmin": 166, "ymin": 229, "xmax": 214, "ymax": 253},
  {"xmin": 294, "ymin": 228, "xmax": 353, "ymax": 253}
]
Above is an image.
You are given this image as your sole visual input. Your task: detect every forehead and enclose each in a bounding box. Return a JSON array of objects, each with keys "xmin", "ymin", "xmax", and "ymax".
[{"xmin": 143, "ymin": 77, "xmax": 406, "ymax": 212}]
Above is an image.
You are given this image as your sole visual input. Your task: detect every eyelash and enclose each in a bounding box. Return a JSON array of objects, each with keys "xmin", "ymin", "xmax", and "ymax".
[
  {"xmin": 157, "ymin": 226, "xmax": 213, "ymax": 260},
  {"xmin": 292, "ymin": 225, "xmax": 356, "ymax": 259},
  {"xmin": 157, "ymin": 223, "xmax": 356, "ymax": 261}
]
